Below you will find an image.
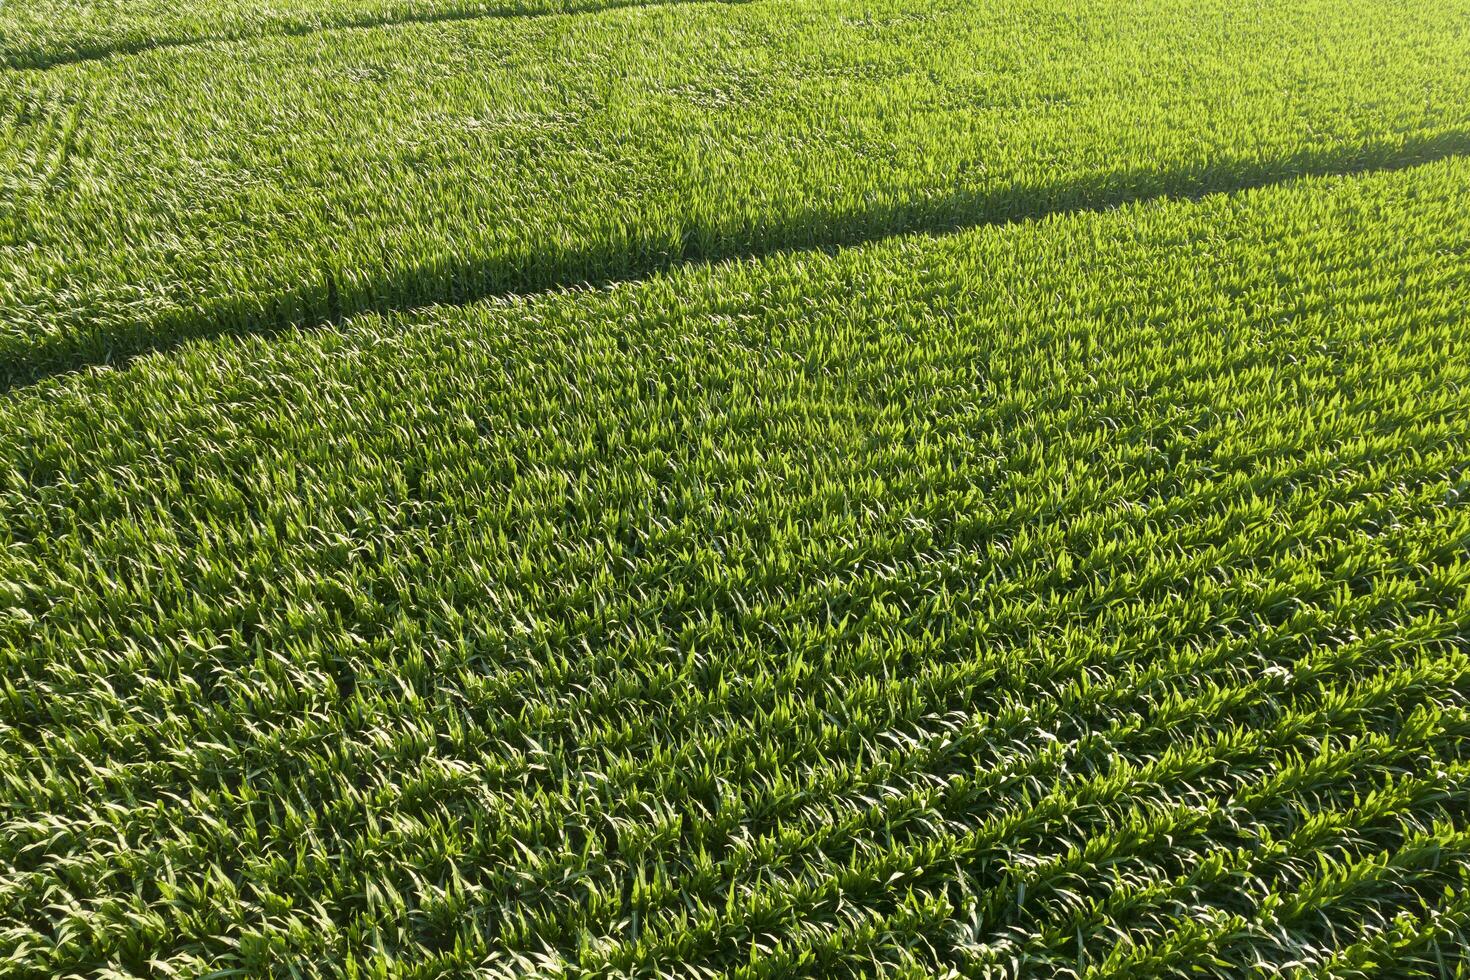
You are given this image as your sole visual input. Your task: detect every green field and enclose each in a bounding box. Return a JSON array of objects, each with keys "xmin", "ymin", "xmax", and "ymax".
[{"xmin": 3, "ymin": 0, "xmax": 1470, "ymax": 975}]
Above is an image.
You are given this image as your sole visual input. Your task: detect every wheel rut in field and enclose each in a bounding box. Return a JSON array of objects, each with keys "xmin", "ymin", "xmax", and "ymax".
[{"xmin": 4, "ymin": 130, "xmax": 1468, "ymax": 396}]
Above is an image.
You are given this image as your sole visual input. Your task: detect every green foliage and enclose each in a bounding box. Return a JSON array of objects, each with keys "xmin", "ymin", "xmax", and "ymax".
[
  {"xmin": 3, "ymin": 0, "xmax": 1470, "ymax": 976},
  {"xmin": 3, "ymin": 0, "xmax": 1470, "ymax": 384},
  {"xmin": 0, "ymin": 0, "xmax": 710, "ymax": 69}
]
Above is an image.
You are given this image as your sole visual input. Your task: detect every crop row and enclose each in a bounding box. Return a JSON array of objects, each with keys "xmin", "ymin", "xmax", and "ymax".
[
  {"xmin": 3, "ymin": 145, "xmax": 1469, "ymax": 973},
  {"xmin": 3, "ymin": 0, "xmax": 1470, "ymax": 385}
]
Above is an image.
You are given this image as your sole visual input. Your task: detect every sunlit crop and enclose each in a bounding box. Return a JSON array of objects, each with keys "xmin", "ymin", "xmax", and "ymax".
[{"xmin": 3, "ymin": 0, "xmax": 1469, "ymax": 975}]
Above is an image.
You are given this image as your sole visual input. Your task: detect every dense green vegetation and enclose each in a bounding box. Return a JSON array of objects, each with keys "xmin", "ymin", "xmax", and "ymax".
[
  {"xmin": 3, "ymin": 0, "xmax": 1469, "ymax": 975},
  {"xmin": 0, "ymin": 0, "xmax": 705, "ymax": 69},
  {"xmin": 4, "ymin": 0, "xmax": 1470, "ymax": 385}
]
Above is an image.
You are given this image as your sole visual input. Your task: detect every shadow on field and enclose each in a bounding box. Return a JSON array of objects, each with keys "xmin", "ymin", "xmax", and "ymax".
[
  {"xmin": 4, "ymin": 129, "xmax": 1468, "ymax": 394},
  {"xmin": 5, "ymin": 0, "xmax": 737, "ymax": 71}
]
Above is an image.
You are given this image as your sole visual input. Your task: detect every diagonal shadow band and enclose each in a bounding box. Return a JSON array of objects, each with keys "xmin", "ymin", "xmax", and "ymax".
[
  {"xmin": 3, "ymin": 129, "xmax": 1467, "ymax": 396},
  {"xmin": 3, "ymin": 0, "xmax": 741, "ymax": 72}
]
